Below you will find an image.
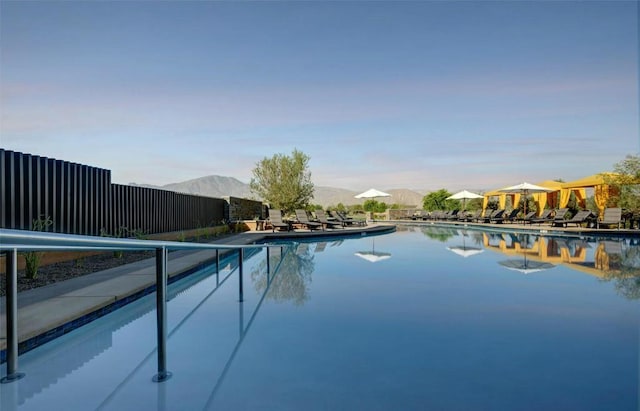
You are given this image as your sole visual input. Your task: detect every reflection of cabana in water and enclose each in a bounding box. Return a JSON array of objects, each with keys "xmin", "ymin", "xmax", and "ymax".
[
  {"xmin": 481, "ymin": 233, "xmax": 587, "ymax": 265},
  {"xmin": 561, "ymin": 240, "xmax": 627, "ymax": 279}
]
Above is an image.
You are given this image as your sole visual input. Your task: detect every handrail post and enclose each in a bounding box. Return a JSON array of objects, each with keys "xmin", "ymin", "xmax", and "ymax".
[
  {"xmin": 152, "ymin": 246, "xmax": 172, "ymax": 382},
  {"xmin": 238, "ymin": 249, "xmax": 244, "ymax": 302},
  {"xmin": 1, "ymin": 249, "xmax": 25, "ymax": 383}
]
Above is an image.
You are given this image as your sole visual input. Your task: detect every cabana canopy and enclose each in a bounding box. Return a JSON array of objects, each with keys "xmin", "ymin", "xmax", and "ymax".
[{"xmin": 560, "ymin": 172, "xmax": 620, "ymax": 216}]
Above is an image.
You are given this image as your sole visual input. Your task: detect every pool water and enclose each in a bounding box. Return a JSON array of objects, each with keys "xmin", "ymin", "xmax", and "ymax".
[{"xmin": 2, "ymin": 226, "xmax": 639, "ymax": 410}]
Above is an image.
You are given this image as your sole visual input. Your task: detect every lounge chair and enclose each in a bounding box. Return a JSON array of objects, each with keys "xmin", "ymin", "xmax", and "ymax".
[
  {"xmin": 458, "ymin": 210, "xmax": 479, "ymax": 222},
  {"xmin": 597, "ymin": 207, "xmax": 622, "ymax": 229},
  {"xmin": 331, "ymin": 211, "xmax": 366, "ymax": 227},
  {"xmin": 294, "ymin": 209, "xmax": 323, "ymax": 231},
  {"xmin": 267, "ymin": 209, "xmax": 291, "ymax": 232},
  {"xmin": 529, "ymin": 209, "xmax": 553, "ymax": 225},
  {"xmin": 491, "ymin": 209, "xmax": 519, "ymax": 224},
  {"xmin": 518, "ymin": 211, "xmax": 536, "ymax": 224},
  {"xmin": 550, "ymin": 208, "xmax": 570, "ymax": 227},
  {"xmin": 411, "ymin": 210, "xmax": 428, "ymax": 220},
  {"xmin": 481, "ymin": 209, "xmax": 504, "ymax": 223},
  {"xmin": 314, "ymin": 209, "xmax": 343, "ymax": 229},
  {"xmin": 560, "ymin": 210, "xmax": 596, "ymax": 228},
  {"xmin": 446, "ymin": 210, "xmax": 460, "ymax": 220}
]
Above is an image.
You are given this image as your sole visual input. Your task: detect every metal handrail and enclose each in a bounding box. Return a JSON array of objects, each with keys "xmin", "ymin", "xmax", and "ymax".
[
  {"xmin": 0, "ymin": 228, "xmax": 277, "ymax": 384},
  {"xmin": 0, "ymin": 228, "xmax": 268, "ymax": 251}
]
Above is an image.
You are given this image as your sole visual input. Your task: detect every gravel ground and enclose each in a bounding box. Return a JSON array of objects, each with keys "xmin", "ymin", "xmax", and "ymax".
[{"xmin": 0, "ymin": 251, "xmax": 155, "ymax": 297}]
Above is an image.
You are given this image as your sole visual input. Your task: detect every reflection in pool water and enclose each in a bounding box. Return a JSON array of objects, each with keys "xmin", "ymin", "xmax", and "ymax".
[{"xmin": 1, "ymin": 226, "xmax": 639, "ymax": 410}]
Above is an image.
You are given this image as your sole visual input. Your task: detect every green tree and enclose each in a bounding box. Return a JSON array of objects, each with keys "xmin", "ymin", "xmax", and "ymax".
[
  {"xmin": 422, "ymin": 189, "xmax": 457, "ymax": 211},
  {"xmin": 363, "ymin": 199, "xmax": 387, "ymax": 212},
  {"xmin": 606, "ymin": 154, "xmax": 640, "ymax": 211},
  {"xmin": 250, "ymin": 149, "xmax": 314, "ymax": 214}
]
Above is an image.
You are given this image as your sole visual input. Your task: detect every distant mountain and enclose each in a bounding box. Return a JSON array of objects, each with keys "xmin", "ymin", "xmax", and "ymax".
[
  {"xmin": 136, "ymin": 175, "xmax": 424, "ymax": 208},
  {"xmin": 161, "ymin": 175, "xmax": 253, "ymax": 199}
]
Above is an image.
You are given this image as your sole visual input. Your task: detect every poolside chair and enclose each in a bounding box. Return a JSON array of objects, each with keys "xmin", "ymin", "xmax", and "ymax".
[
  {"xmin": 597, "ymin": 207, "xmax": 622, "ymax": 229},
  {"xmin": 294, "ymin": 209, "xmax": 323, "ymax": 231},
  {"xmin": 560, "ymin": 210, "xmax": 596, "ymax": 228},
  {"xmin": 464, "ymin": 210, "xmax": 482, "ymax": 222},
  {"xmin": 267, "ymin": 209, "xmax": 291, "ymax": 232},
  {"xmin": 529, "ymin": 209, "xmax": 553, "ymax": 225},
  {"xmin": 481, "ymin": 209, "xmax": 504, "ymax": 223},
  {"xmin": 550, "ymin": 208, "xmax": 570, "ymax": 227},
  {"xmin": 491, "ymin": 209, "xmax": 518, "ymax": 224},
  {"xmin": 518, "ymin": 211, "xmax": 536, "ymax": 224},
  {"xmin": 314, "ymin": 209, "xmax": 343, "ymax": 229},
  {"xmin": 331, "ymin": 210, "xmax": 366, "ymax": 227}
]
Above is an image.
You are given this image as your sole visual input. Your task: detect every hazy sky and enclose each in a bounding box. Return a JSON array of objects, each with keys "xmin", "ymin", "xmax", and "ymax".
[{"xmin": 1, "ymin": 1, "xmax": 638, "ymax": 192}]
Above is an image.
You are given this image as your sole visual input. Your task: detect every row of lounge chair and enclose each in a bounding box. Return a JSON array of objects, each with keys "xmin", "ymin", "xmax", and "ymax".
[
  {"xmin": 267, "ymin": 209, "xmax": 367, "ymax": 232},
  {"xmin": 407, "ymin": 207, "xmax": 624, "ymax": 229}
]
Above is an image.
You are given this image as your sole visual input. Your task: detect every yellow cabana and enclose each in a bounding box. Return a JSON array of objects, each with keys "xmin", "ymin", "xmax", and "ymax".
[
  {"xmin": 560, "ymin": 173, "xmax": 620, "ymax": 216},
  {"xmin": 483, "ymin": 180, "xmax": 562, "ymax": 216},
  {"xmin": 531, "ymin": 180, "xmax": 563, "ymax": 214},
  {"xmin": 482, "ymin": 190, "xmax": 519, "ymax": 216}
]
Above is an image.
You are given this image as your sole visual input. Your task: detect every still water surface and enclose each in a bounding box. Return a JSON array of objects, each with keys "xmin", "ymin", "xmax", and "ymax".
[{"xmin": 1, "ymin": 225, "xmax": 638, "ymax": 410}]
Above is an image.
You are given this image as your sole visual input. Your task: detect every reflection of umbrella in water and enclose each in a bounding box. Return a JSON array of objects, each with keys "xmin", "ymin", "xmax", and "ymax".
[
  {"xmin": 447, "ymin": 246, "xmax": 484, "ymax": 258},
  {"xmin": 355, "ymin": 237, "xmax": 391, "ymax": 263},
  {"xmin": 499, "ymin": 255, "xmax": 555, "ymax": 274},
  {"xmin": 447, "ymin": 231, "xmax": 484, "ymax": 258},
  {"xmin": 355, "ymin": 250, "xmax": 392, "ymax": 263},
  {"xmin": 446, "ymin": 190, "xmax": 484, "ymax": 211}
]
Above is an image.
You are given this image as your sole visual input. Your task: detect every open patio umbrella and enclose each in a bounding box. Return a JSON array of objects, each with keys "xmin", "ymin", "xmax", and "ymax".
[
  {"xmin": 499, "ymin": 255, "xmax": 555, "ymax": 274},
  {"xmin": 355, "ymin": 188, "xmax": 391, "ymax": 199},
  {"xmin": 446, "ymin": 190, "xmax": 484, "ymax": 211},
  {"xmin": 355, "ymin": 188, "xmax": 391, "ymax": 221},
  {"xmin": 497, "ymin": 182, "xmax": 554, "ymax": 218}
]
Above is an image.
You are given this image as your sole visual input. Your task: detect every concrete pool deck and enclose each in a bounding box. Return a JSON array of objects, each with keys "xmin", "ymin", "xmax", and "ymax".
[{"xmin": 1, "ymin": 219, "xmax": 636, "ymax": 356}]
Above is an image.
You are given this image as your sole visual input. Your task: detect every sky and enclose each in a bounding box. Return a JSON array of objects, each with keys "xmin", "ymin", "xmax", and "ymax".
[{"xmin": 1, "ymin": 1, "xmax": 638, "ymax": 193}]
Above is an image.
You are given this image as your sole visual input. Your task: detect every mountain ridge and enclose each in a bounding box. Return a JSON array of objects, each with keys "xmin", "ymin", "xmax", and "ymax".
[{"xmin": 132, "ymin": 175, "xmax": 425, "ymax": 208}]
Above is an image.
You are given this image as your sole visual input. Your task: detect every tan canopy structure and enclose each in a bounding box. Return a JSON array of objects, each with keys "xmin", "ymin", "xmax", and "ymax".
[{"xmin": 560, "ymin": 173, "xmax": 620, "ymax": 216}]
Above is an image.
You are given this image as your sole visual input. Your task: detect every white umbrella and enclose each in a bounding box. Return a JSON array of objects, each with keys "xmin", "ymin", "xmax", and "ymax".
[
  {"xmin": 355, "ymin": 188, "xmax": 391, "ymax": 199},
  {"xmin": 497, "ymin": 182, "xmax": 554, "ymax": 217},
  {"xmin": 446, "ymin": 190, "xmax": 484, "ymax": 211},
  {"xmin": 355, "ymin": 188, "xmax": 391, "ymax": 221}
]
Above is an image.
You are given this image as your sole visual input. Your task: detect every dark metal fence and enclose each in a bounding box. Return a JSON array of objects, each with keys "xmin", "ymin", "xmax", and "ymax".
[{"xmin": 1, "ymin": 149, "xmax": 227, "ymax": 236}]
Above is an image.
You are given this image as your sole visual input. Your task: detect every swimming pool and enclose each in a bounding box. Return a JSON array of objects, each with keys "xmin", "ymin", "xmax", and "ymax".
[{"xmin": 1, "ymin": 225, "xmax": 638, "ymax": 410}]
